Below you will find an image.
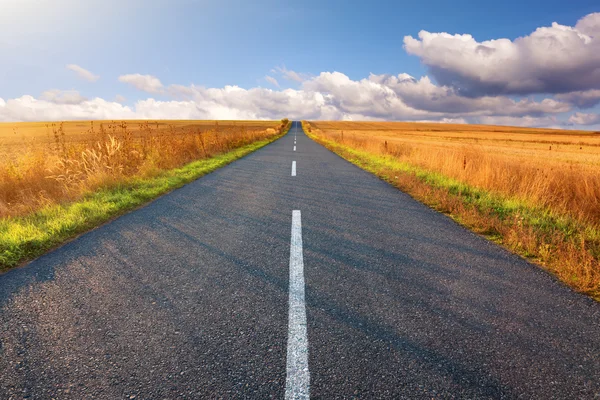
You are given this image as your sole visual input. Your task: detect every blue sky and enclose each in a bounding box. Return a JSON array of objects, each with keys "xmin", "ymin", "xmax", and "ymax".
[{"xmin": 1, "ymin": 0, "xmax": 600, "ymax": 128}]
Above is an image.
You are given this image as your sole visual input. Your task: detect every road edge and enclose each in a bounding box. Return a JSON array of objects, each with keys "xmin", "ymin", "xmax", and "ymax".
[{"xmin": 1, "ymin": 124, "xmax": 290, "ymax": 273}]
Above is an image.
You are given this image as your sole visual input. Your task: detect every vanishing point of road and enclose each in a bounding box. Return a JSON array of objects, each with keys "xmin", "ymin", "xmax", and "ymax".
[{"xmin": 0, "ymin": 122, "xmax": 599, "ymax": 399}]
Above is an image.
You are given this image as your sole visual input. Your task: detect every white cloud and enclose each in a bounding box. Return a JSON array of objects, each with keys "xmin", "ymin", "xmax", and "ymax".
[
  {"xmin": 303, "ymin": 71, "xmax": 569, "ymax": 120},
  {"xmin": 369, "ymin": 74, "xmax": 570, "ymax": 116},
  {"xmin": 555, "ymin": 89, "xmax": 600, "ymax": 108},
  {"xmin": 114, "ymin": 94, "xmax": 126, "ymax": 103},
  {"xmin": 0, "ymin": 95, "xmax": 135, "ymax": 122},
  {"xmin": 167, "ymin": 84, "xmax": 341, "ymax": 120},
  {"xmin": 403, "ymin": 13, "xmax": 600, "ymax": 96},
  {"xmin": 167, "ymin": 84, "xmax": 196, "ymax": 99},
  {"xmin": 40, "ymin": 89, "xmax": 87, "ymax": 105},
  {"xmin": 303, "ymin": 71, "xmax": 430, "ymax": 119},
  {"xmin": 0, "ymin": 71, "xmax": 582, "ymax": 128},
  {"xmin": 275, "ymin": 66, "xmax": 311, "ymax": 83},
  {"xmin": 265, "ymin": 75, "xmax": 280, "ymax": 87},
  {"xmin": 66, "ymin": 64, "xmax": 100, "ymax": 82},
  {"xmin": 118, "ymin": 74, "xmax": 164, "ymax": 93},
  {"xmin": 134, "ymin": 98, "xmax": 259, "ymax": 120},
  {"xmin": 568, "ymin": 112, "xmax": 600, "ymax": 125}
]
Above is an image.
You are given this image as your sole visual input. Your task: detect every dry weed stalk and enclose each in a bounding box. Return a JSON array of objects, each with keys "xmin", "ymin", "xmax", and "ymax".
[
  {"xmin": 306, "ymin": 121, "xmax": 600, "ymax": 295},
  {"xmin": 1, "ymin": 120, "xmax": 286, "ymax": 218}
]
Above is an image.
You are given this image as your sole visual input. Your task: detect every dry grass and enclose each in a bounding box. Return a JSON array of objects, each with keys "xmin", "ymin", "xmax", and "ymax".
[
  {"xmin": 308, "ymin": 121, "xmax": 600, "ymax": 227},
  {"xmin": 305, "ymin": 121, "xmax": 600, "ymax": 297},
  {"xmin": 0, "ymin": 120, "xmax": 287, "ymax": 218}
]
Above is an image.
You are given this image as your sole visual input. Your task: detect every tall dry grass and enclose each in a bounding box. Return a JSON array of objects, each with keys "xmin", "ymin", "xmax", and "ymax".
[
  {"xmin": 310, "ymin": 124, "xmax": 600, "ymax": 227},
  {"xmin": 305, "ymin": 121, "xmax": 600, "ymax": 296},
  {"xmin": 0, "ymin": 120, "xmax": 287, "ymax": 218}
]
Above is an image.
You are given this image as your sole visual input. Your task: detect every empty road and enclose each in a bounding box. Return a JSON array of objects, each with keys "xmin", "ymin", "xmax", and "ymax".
[{"xmin": 0, "ymin": 121, "xmax": 599, "ymax": 399}]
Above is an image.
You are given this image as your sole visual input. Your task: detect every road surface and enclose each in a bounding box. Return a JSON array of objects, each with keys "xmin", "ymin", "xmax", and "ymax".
[{"xmin": 0, "ymin": 121, "xmax": 599, "ymax": 399}]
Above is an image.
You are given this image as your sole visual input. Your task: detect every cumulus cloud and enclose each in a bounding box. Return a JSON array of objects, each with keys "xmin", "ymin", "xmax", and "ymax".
[
  {"xmin": 404, "ymin": 13, "xmax": 600, "ymax": 97},
  {"xmin": 66, "ymin": 64, "xmax": 100, "ymax": 82},
  {"xmin": 369, "ymin": 74, "xmax": 570, "ymax": 116},
  {"xmin": 118, "ymin": 74, "xmax": 164, "ymax": 93},
  {"xmin": 555, "ymin": 89, "xmax": 600, "ymax": 108},
  {"xmin": 166, "ymin": 84, "xmax": 342, "ymax": 120},
  {"xmin": 0, "ymin": 96, "xmax": 135, "ymax": 122},
  {"xmin": 40, "ymin": 89, "xmax": 87, "ymax": 105},
  {"xmin": 265, "ymin": 75, "xmax": 280, "ymax": 87},
  {"xmin": 568, "ymin": 112, "xmax": 600, "ymax": 126},
  {"xmin": 0, "ymin": 71, "xmax": 582, "ymax": 128},
  {"xmin": 304, "ymin": 71, "xmax": 569, "ymax": 120}
]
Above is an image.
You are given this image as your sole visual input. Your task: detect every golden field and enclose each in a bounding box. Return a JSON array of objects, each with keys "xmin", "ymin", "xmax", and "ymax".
[
  {"xmin": 0, "ymin": 120, "xmax": 279, "ymax": 157},
  {"xmin": 305, "ymin": 121, "xmax": 600, "ymax": 297},
  {"xmin": 308, "ymin": 121, "xmax": 600, "ymax": 225},
  {"xmin": 0, "ymin": 120, "xmax": 285, "ymax": 218}
]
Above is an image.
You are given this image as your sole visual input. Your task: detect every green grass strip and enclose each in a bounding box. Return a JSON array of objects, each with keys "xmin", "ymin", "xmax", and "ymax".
[{"xmin": 0, "ymin": 132, "xmax": 285, "ymax": 271}]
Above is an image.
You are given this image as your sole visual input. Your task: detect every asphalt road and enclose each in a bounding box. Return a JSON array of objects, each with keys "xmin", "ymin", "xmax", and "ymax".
[{"xmin": 0, "ymin": 121, "xmax": 599, "ymax": 399}]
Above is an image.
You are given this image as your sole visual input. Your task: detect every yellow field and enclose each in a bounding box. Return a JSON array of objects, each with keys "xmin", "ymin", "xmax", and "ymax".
[
  {"xmin": 308, "ymin": 121, "xmax": 600, "ymax": 225},
  {"xmin": 306, "ymin": 120, "xmax": 600, "ymax": 296},
  {"xmin": 0, "ymin": 120, "xmax": 284, "ymax": 218},
  {"xmin": 0, "ymin": 120, "xmax": 277, "ymax": 157},
  {"xmin": 310, "ymin": 121, "xmax": 600, "ymax": 167}
]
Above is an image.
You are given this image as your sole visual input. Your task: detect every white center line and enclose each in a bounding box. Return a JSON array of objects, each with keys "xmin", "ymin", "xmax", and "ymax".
[
  {"xmin": 294, "ymin": 146, "xmax": 296, "ymax": 151},
  {"xmin": 291, "ymin": 161, "xmax": 296, "ymax": 176},
  {"xmin": 286, "ymin": 210, "xmax": 310, "ymax": 400}
]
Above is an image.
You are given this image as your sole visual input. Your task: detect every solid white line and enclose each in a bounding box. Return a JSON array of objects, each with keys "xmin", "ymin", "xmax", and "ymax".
[
  {"xmin": 291, "ymin": 161, "xmax": 297, "ymax": 176},
  {"xmin": 294, "ymin": 146, "xmax": 296, "ymax": 151},
  {"xmin": 286, "ymin": 210, "xmax": 310, "ymax": 400}
]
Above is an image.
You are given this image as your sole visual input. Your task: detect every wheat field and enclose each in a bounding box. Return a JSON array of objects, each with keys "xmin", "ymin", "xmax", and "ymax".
[
  {"xmin": 308, "ymin": 121, "xmax": 600, "ymax": 226},
  {"xmin": 306, "ymin": 121, "xmax": 600, "ymax": 296},
  {"xmin": 0, "ymin": 120, "xmax": 285, "ymax": 218}
]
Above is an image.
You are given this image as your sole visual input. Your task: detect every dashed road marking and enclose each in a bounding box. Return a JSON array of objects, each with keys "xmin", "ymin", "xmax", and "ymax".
[{"xmin": 285, "ymin": 210, "xmax": 310, "ymax": 400}]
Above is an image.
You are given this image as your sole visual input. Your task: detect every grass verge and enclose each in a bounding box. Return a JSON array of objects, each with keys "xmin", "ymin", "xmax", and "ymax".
[
  {"xmin": 0, "ymin": 130, "xmax": 286, "ymax": 271},
  {"xmin": 304, "ymin": 123, "xmax": 600, "ymax": 300}
]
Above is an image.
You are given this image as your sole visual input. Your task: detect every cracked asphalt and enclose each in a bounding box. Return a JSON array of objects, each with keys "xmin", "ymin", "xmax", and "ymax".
[{"xmin": 0, "ymin": 121, "xmax": 599, "ymax": 399}]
